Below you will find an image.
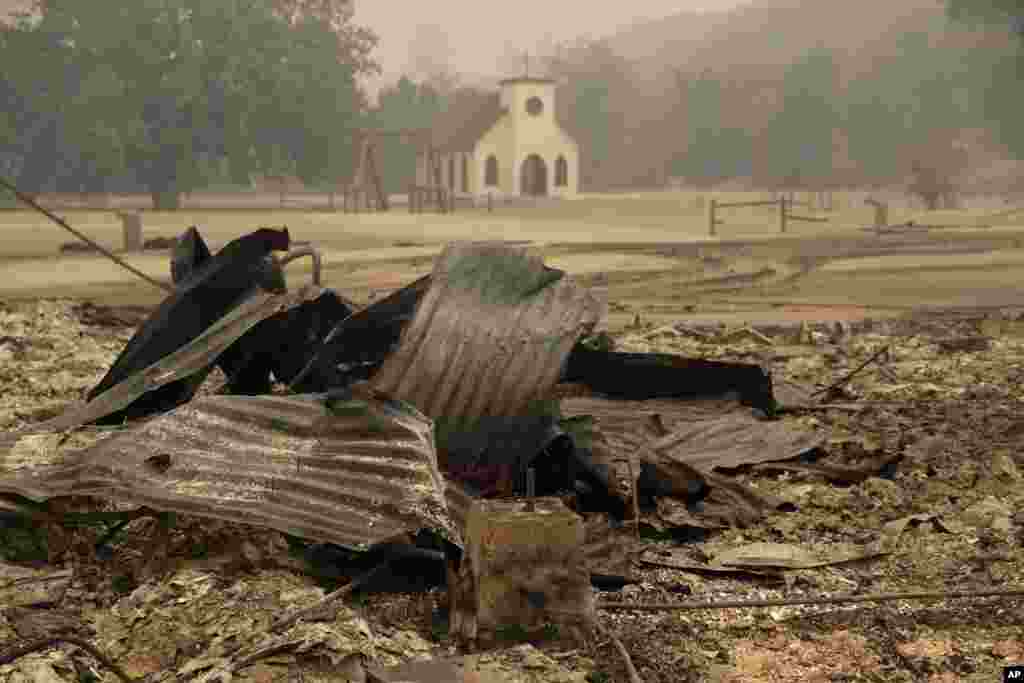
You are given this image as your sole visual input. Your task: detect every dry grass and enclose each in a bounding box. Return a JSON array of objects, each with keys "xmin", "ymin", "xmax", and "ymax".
[{"xmin": 5, "ymin": 191, "xmax": 1024, "ymax": 318}]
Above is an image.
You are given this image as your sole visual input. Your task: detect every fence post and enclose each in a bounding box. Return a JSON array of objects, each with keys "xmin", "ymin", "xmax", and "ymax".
[
  {"xmin": 487, "ymin": 192, "xmax": 493, "ymax": 213},
  {"xmin": 778, "ymin": 198, "xmax": 787, "ymax": 234},
  {"xmin": 866, "ymin": 198, "xmax": 888, "ymax": 230},
  {"xmin": 708, "ymin": 198, "xmax": 717, "ymax": 237},
  {"xmin": 119, "ymin": 212, "xmax": 143, "ymax": 252}
]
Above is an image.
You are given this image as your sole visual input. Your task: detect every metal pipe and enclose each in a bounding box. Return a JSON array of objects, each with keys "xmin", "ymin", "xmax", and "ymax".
[
  {"xmin": 277, "ymin": 245, "xmax": 322, "ymax": 286},
  {"xmin": 0, "ymin": 175, "xmax": 173, "ymax": 293}
]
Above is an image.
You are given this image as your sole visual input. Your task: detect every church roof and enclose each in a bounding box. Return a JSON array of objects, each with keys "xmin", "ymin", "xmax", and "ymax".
[
  {"xmin": 426, "ymin": 84, "xmax": 577, "ymax": 154},
  {"xmin": 429, "ymin": 91, "xmax": 508, "ymax": 153}
]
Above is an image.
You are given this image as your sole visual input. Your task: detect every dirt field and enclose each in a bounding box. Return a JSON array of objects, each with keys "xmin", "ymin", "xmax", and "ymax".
[{"xmin": 3, "ymin": 191, "xmax": 1024, "ymax": 327}]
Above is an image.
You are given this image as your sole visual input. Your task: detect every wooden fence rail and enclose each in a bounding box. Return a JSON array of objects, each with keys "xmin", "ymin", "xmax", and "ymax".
[{"xmin": 707, "ymin": 197, "xmax": 830, "ymax": 236}]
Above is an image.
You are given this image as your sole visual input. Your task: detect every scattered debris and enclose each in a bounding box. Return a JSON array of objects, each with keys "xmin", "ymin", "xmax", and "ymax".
[
  {"xmin": 5, "ymin": 224, "xmax": 1024, "ymax": 682},
  {"xmin": 935, "ymin": 335, "xmax": 992, "ymax": 354},
  {"xmin": 0, "ymin": 563, "xmax": 72, "ymax": 608}
]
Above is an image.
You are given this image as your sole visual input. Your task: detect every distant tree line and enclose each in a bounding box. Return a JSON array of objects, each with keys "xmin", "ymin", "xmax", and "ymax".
[
  {"xmin": 946, "ymin": 0, "xmax": 1024, "ymax": 160},
  {"xmin": 365, "ymin": 10, "xmax": 1023, "ymax": 193},
  {"xmin": 667, "ymin": 27, "xmax": 1005, "ymax": 188},
  {"xmin": 364, "ymin": 76, "xmax": 446, "ymax": 194},
  {"xmin": 6, "ymin": 0, "xmax": 1015, "ymax": 207},
  {"xmin": 0, "ymin": 0, "xmax": 378, "ymax": 208}
]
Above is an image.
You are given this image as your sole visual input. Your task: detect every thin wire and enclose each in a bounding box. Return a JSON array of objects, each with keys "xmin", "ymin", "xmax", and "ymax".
[
  {"xmin": 0, "ymin": 175, "xmax": 173, "ymax": 293},
  {"xmin": 597, "ymin": 587, "xmax": 1024, "ymax": 612}
]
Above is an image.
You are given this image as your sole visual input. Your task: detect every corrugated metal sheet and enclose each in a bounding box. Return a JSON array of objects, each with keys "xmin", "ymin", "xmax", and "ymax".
[
  {"xmin": 0, "ymin": 394, "xmax": 460, "ymax": 550},
  {"xmin": 370, "ymin": 243, "xmax": 605, "ymax": 426},
  {"xmin": 561, "ymin": 396, "xmax": 822, "ymax": 471},
  {"xmin": 0, "ymin": 285, "xmax": 324, "ymax": 449},
  {"xmin": 443, "ymin": 478, "xmax": 474, "ymax": 542}
]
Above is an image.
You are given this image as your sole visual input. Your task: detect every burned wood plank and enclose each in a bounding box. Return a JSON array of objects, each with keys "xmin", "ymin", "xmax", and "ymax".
[{"xmin": 561, "ymin": 347, "xmax": 776, "ymax": 414}]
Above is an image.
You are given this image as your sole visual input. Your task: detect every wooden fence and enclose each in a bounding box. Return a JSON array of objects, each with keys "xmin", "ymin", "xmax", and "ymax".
[{"xmin": 707, "ymin": 197, "xmax": 829, "ymax": 236}]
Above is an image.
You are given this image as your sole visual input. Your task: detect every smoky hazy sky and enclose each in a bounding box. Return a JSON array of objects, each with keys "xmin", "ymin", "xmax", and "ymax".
[{"xmin": 354, "ymin": 0, "xmax": 746, "ymax": 89}]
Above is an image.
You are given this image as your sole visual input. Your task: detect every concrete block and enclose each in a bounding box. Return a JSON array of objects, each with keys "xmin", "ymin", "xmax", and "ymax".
[{"xmin": 448, "ymin": 497, "xmax": 594, "ymax": 645}]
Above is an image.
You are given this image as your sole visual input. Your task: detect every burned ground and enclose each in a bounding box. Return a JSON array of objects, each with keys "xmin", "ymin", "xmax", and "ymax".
[{"xmin": 1, "ymin": 289, "xmax": 1022, "ymax": 682}]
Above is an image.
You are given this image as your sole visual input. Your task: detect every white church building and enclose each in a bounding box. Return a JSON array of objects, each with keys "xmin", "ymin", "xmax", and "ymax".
[{"xmin": 415, "ymin": 77, "xmax": 580, "ymax": 199}]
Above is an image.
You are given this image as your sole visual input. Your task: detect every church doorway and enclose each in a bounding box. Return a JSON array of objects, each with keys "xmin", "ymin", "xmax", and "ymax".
[{"xmin": 519, "ymin": 154, "xmax": 548, "ymax": 197}]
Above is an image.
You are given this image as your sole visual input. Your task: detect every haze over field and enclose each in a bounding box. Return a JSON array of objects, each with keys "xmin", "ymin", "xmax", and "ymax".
[
  {"xmin": 352, "ymin": 0, "xmax": 746, "ymax": 91},
  {"xmin": 2, "ymin": 0, "xmax": 1022, "ymax": 199}
]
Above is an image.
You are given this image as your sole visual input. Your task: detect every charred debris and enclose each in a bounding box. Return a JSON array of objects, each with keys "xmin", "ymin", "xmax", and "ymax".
[{"xmin": 0, "ymin": 227, "xmax": 823, "ymax": 602}]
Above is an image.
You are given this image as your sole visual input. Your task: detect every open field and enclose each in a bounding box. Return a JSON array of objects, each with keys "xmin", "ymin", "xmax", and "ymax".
[{"xmin": 3, "ymin": 191, "xmax": 1024, "ymax": 327}]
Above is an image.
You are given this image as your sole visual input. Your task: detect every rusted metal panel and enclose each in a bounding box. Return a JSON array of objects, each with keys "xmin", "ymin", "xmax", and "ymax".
[
  {"xmin": 443, "ymin": 478, "xmax": 475, "ymax": 542},
  {"xmin": 561, "ymin": 396, "xmax": 822, "ymax": 471},
  {"xmin": 0, "ymin": 394, "xmax": 461, "ymax": 550},
  {"xmin": 0, "ymin": 285, "xmax": 324, "ymax": 450},
  {"xmin": 370, "ymin": 243, "xmax": 604, "ymax": 427}
]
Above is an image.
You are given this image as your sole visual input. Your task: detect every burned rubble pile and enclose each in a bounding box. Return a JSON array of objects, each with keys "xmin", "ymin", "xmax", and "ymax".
[{"xmin": 1, "ymin": 225, "xmax": 926, "ymax": 680}]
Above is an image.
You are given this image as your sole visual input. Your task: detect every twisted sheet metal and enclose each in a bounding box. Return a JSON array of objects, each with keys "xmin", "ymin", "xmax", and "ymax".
[
  {"xmin": 443, "ymin": 477, "xmax": 475, "ymax": 541},
  {"xmin": 560, "ymin": 396, "xmax": 822, "ymax": 471},
  {"xmin": 0, "ymin": 285, "xmax": 325, "ymax": 449},
  {"xmin": 370, "ymin": 243, "xmax": 605, "ymax": 425},
  {"xmin": 0, "ymin": 394, "xmax": 461, "ymax": 549}
]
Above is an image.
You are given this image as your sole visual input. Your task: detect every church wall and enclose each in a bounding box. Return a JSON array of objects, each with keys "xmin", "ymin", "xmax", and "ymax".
[
  {"xmin": 474, "ymin": 116, "xmax": 515, "ymax": 195},
  {"xmin": 414, "ymin": 79, "xmax": 581, "ymax": 198}
]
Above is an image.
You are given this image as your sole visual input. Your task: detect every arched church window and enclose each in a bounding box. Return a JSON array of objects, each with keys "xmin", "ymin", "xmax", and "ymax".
[
  {"xmin": 485, "ymin": 155, "xmax": 499, "ymax": 186},
  {"xmin": 555, "ymin": 156, "xmax": 568, "ymax": 187}
]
